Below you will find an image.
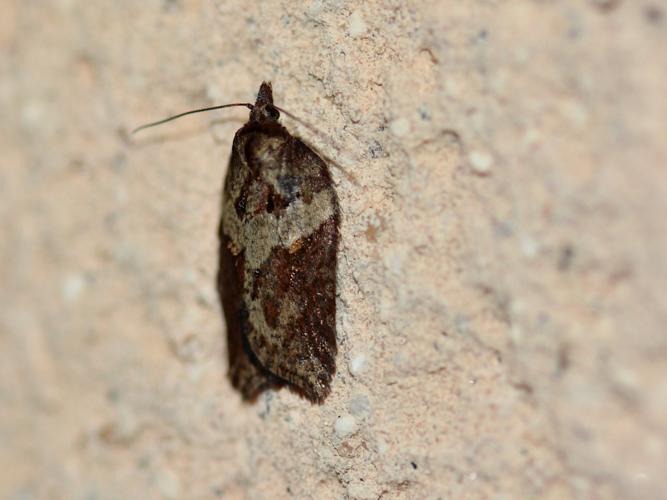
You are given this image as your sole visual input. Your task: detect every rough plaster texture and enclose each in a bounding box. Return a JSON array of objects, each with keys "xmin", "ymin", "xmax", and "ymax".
[{"xmin": 2, "ymin": 1, "xmax": 666, "ymax": 499}]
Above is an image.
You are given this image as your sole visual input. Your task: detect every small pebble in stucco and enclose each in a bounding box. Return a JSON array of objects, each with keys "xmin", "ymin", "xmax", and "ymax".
[
  {"xmin": 156, "ymin": 467, "xmax": 182, "ymax": 499},
  {"xmin": 349, "ymin": 394, "xmax": 371, "ymax": 417},
  {"xmin": 62, "ymin": 273, "xmax": 86, "ymax": 302},
  {"xmin": 348, "ymin": 10, "xmax": 367, "ymax": 37},
  {"xmin": 349, "ymin": 353, "xmax": 367, "ymax": 376},
  {"xmin": 20, "ymin": 99, "xmax": 46, "ymax": 129},
  {"xmin": 98, "ymin": 407, "xmax": 140, "ymax": 444},
  {"xmin": 210, "ymin": 122, "xmax": 229, "ymax": 143},
  {"xmin": 390, "ymin": 117, "xmax": 411, "ymax": 137},
  {"xmin": 334, "ymin": 414, "xmax": 358, "ymax": 438},
  {"xmin": 468, "ymin": 150, "xmax": 493, "ymax": 175},
  {"xmin": 520, "ymin": 235, "xmax": 539, "ymax": 259},
  {"xmin": 307, "ymin": 0, "xmax": 323, "ymax": 16}
]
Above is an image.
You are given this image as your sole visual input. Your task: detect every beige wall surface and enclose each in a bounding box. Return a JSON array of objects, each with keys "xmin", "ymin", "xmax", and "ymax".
[{"xmin": 2, "ymin": 1, "xmax": 666, "ymax": 499}]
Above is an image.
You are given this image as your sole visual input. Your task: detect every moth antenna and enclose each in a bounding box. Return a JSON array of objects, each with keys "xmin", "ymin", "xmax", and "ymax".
[
  {"xmin": 274, "ymin": 105, "xmax": 359, "ymax": 185},
  {"xmin": 273, "ymin": 105, "xmax": 323, "ymax": 141},
  {"xmin": 132, "ymin": 103, "xmax": 253, "ymax": 134}
]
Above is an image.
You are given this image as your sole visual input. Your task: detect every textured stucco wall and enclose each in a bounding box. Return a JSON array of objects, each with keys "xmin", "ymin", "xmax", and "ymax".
[{"xmin": 2, "ymin": 1, "xmax": 666, "ymax": 499}]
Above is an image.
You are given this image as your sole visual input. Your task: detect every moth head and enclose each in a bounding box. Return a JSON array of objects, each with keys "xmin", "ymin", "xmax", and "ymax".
[{"xmin": 250, "ymin": 81, "xmax": 281, "ymax": 124}]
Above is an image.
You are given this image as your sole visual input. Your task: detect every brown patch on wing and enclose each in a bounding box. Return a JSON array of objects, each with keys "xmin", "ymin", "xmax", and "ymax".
[
  {"xmin": 247, "ymin": 215, "xmax": 339, "ymax": 403},
  {"xmin": 285, "ymin": 137, "xmax": 333, "ymax": 200}
]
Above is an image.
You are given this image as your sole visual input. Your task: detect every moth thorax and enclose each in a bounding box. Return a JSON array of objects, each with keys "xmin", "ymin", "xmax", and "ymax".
[{"xmin": 247, "ymin": 135, "xmax": 284, "ymax": 171}]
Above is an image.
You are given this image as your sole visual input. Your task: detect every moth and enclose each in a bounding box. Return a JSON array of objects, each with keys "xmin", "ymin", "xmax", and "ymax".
[{"xmin": 134, "ymin": 82, "xmax": 339, "ymax": 403}]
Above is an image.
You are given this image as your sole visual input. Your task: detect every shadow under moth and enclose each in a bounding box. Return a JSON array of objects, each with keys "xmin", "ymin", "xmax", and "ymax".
[{"xmin": 134, "ymin": 82, "xmax": 339, "ymax": 403}]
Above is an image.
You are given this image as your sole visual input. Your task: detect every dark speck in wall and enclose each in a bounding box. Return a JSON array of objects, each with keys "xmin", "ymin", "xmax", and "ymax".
[{"xmin": 644, "ymin": 5, "xmax": 663, "ymax": 24}]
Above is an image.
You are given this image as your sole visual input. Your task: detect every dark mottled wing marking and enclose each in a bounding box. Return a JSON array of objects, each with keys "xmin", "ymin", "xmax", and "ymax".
[
  {"xmin": 248, "ymin": 207, "xmax": 338, "ymax": 403},
  {"xmin": 218, "ymin": 230, "xmax": 284, "ymax": 400}
]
